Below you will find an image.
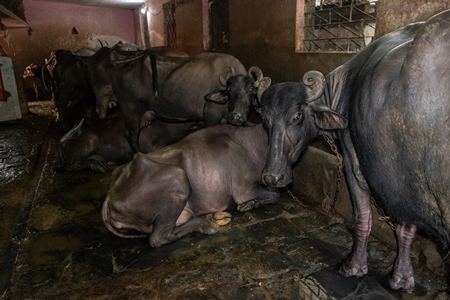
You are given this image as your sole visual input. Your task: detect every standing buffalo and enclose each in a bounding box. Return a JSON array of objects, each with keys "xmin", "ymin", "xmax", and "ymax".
[
  {"xmin": 258, "ymin": 10, "xmax": 450, "ymax": 292},
  {"xmin": 58, "ymin": 116, "xmax": 197, "ymax": 172},
  {"xmin": 84, "ymin": 46, "xmax": 190, "ymax": 120},
  {"xmin": 46, "ymin": 50, "xmax": 94, "ymax": 129},
  {"xmin": 109, "ymin": 52, "xmax": 266, "ymax": 152},
  {"xmin": 102, "ymin": 123, "xmax": 279, "ymax": 247},
  {"xmin": 48, "ymin": 46, "xmax": 188, "ymax": 129}
]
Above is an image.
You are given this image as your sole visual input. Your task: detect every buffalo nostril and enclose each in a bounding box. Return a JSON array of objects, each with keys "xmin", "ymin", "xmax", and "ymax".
[
  {"xmin": 262, "ymin": 173, "xmax": 284, "ymax": 187},
  {"xmin": 229, "ymin": 113, "xmax": 245, "ymax": 125}
]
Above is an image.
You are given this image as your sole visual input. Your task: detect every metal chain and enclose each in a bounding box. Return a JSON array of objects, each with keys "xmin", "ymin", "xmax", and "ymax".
[
  {"xmin": 284, "ymin": 187, "xmax": 306, "ymax": 207},
  {"xmin": 322, "ymin": 134, "xmax": 343, "ymax": 212},
  {"xmin": 323, "ymin": 135, "xmax": 394, "ymax": 230},
  {"xmin": 370, "ymin": 197, "xmax": 395, "ymax": 231}
]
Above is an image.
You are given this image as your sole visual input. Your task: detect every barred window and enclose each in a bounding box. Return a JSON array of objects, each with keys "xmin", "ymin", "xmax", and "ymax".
[{"xmin": 297, "ymin": 0, "xmax": 378, "ymax": 52}]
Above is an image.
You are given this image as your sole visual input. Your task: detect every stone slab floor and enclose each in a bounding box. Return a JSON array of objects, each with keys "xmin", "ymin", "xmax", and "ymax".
[{"xmin": 0, "ymin": 102, "xmax": 447, "ymax": 299}]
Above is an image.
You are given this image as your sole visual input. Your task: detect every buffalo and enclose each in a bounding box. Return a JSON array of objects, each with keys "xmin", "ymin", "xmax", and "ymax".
[
  {"xmin": 258, "ymin": 10, "xmax": 450, "ymax": 292},
  {"xmin": 47, "ymin": 46, "xmax": 189, "ymax": 129},
  {"xmin": 102, "ymin": 123, "xmax": 279, "ymax": 247},
  {"xmin": 58, "ymin": 116, "xmax": 197, "ymax": 172},
  {"xmin": 46, "ymin": 50, "xmax": 94, "ymax": 129},
  {"xmin": 109, "ymin": 51, "xmax": 266, "ymax": 152},
  {"xmin": 84, "ymin": 46, "xmax": 190, "ymax": 120}
]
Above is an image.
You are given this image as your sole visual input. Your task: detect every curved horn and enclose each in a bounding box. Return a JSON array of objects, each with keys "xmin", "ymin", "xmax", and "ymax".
[
  {"xmin": 70, "ymin": 118, "xmax": 84, "ymax": 135},
  {"xmin": 219, "ymin": 66, "xmax": 236, "ymax": 87},
  {"xmin": 60, "ymin": 118, "xmax": 84, "ymax": 144},
  {"xmin": 303, "ymin": 70, "xmax": 325, "ymax": 102},
  {"xmin": 97, "ymin": 38, "xmax": 104, "ymax": 48},
  {"xmin": 248, "ymin": 66, "xmax": 263, "ymax": 87}
]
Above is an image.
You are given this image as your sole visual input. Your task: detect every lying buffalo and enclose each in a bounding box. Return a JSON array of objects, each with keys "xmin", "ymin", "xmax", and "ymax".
[
  {"xmin": 102, "ymin": 122, "xmax": 279, "ymax": 247},
  {"xmin": 110, "ymin": 51, "xmax": 266, "ymax": 152},
  {"xmin": 58, "ymin": 116, "xmax": 197, "ymax": 172},
  {"xmin": 258, "ymin": 10, "xmax": 450, "ymax": 292}
]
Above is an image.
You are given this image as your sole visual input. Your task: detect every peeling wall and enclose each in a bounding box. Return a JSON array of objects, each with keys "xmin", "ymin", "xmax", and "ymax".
[
  {"xmin": 8, "ymin": 0, "xmax": 138, "ymax": 68},
  {"xmin": 146, "ymin": 0, "xmax": 350, "ymax": 83},
  {"xmin": 375, "ymin": 1, "xmax": 450, "ymax": 38},
  {"xmin": 146, "ymin": 0, "xmax": 203, "ymax": 55},
  {"xmin": 228, "ymin": 0, "xmax": 350, "ymax": 83},
  {"xmin": 147, "ymin": 0, "xmax": 450, "ymax": 83},
  {"xmin": 175, "ymin": 0, "xmax": 203, "ymax": 55},
  {"xmin": 147, "ymin": 0, "xmax": 167, "ymax": 47}
]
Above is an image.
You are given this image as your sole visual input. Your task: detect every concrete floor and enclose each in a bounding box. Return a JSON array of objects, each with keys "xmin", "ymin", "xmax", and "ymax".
[{"xmin": 0, "ymin": 102, "xmax": 448, "ymax": 299}]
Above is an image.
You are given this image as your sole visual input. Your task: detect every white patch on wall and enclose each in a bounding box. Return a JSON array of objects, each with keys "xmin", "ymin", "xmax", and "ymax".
[
  {"xmin": 86, "ymin": 35, "xmax": 139, "ymax": 50},
  {"xmin": 0, "ymin": 56, "xmax": 22, "ymax": 122}
]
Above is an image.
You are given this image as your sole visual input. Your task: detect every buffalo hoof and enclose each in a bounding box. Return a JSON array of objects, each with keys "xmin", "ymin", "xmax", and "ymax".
[
  {"xmin": 213, "ymin": 212, "xmax": 232, "ymax": 226},
  {"xmin": 90, "ymin": 161, "xmax": 111, "ymax": 173},
  {"xmin": 198, "ymin": 217, "xmax": 220, "ymax": 235},
  {"xmin": 389, "ymin": 274, "xmax": 415, "ymax": 293},
  {"xmin": 338, "ymin": 262, "xmax": 368, "ymax": 278},
  {"xmin": 237, "ymin": 200, "xmax": 255, "ymax": 212}
]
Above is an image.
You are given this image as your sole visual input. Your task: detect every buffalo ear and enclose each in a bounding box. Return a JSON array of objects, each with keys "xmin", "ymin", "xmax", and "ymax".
[
  {"xmin": 205, "ymin": 90, "xmax": 228, "ymax": 104},
  {"xmin": 312, "ymin": 104, "xmax": 348, "ymax": 130},
  {"xmin": 256, "ymin": 77, "xmax": 271, "ymax": 104}
]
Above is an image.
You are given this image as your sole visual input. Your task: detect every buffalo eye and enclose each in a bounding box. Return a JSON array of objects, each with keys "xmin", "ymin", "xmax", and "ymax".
[
  {"xmin": 261, "ymin": 115, "xmax": 269, "ymax": 131},
  {"xmin": 294, "ymin": 112, "xmax": 302, "ymax": 122},
  {"xmin": 248, "ymin": 87, "xmax": 255, "ymax": 94}
]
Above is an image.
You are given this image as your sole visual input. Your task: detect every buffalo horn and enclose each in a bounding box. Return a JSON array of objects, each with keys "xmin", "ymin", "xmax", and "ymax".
[
  {"xmin": 248, "ymin": 66, "xmax": 263, "ymax": 87},
  {"xmin": 303, "ymin": 70, "xmax": 325, "ymax": 102},
  {"xmin": 219, "ymin": 66, "xmax": 236, "ymax": 86},
  {"xmin": 61, "ymin": 118, "xmax": 84, "ymax": 144}
]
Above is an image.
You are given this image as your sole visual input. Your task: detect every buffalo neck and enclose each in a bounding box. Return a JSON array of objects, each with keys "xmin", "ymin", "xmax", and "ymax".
[{"xmin": 322, "ymin": 65, "xmax": 349, "ymax": 120}]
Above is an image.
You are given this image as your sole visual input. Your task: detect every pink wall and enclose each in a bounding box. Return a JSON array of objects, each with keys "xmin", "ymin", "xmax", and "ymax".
[{"xmin": 9, "ymin": 0, "xmax": 138, "ymax": 68}]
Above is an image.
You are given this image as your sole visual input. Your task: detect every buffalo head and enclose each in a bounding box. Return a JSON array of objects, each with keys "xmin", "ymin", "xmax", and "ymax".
[
  {"xmin": 84, "ymin": 47, "xmax": 119, "ymax": 119},
  {"xmin": 205, "ymin": 66, "xmax": 268, "ymax": 126},
  {"xmin": 259, "ymin": 71, "xmax": 348, "ymax": 187},
  {"xmin": 23, "ymin": 64, "xmax": 38, "ymax": 78}
]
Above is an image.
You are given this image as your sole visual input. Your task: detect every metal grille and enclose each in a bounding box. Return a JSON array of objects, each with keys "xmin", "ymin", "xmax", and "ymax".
[
  {"xmin": 303, "ymin": 0, "xmax": 377, "ymax": 52},
  {"xmin": 209, "ymin": 0, "xmax": 229, "ymax": 52},
  {"xmin": 163, "ymin": 1, "xmax": 177, "ymax": 48}
]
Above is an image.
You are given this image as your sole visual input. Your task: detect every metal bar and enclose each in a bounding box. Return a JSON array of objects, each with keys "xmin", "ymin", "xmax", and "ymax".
[
  {"xmin": 302, "ymin": 0, "xmax": 377, "ymax": 52},
  {"xmin": 305, "ymin": 21, "xmax": 375, "ymax": 32}
]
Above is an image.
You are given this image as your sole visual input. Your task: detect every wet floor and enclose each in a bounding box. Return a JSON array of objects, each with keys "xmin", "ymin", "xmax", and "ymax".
[{"xmin": 0, "ymin": 101, "xmax": 448, "ymax": 299}]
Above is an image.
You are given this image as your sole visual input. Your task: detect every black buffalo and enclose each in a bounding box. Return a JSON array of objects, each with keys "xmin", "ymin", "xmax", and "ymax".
[
  {"xmin": 259, "ymin": 10, "xmax": 450, "ymax": 292},
  {"xmin": 46, "ymin": 50, "xmax": 94, "ymax": 129},
  {"xmin": 48, "ymin": 46, "xmax": 188, "ymax": 129},
  {"xmin": 110, "ymin": 51, "xmax": 267, "ymax": 152},
  {"xmin": 58, "ymin": 115, "xmax": 197, "ymax": 172},
  {"xmin": 84, "ymin": 46, "xmax": 190, "ymax": 120},
  {"xmin": 102, "ymin": 123, "xmax": 279, "ymax": 247}
]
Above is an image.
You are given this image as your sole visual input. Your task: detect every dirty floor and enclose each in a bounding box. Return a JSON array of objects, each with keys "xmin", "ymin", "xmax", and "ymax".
[{"xmin": 0, "ymin": 101, "xmax": 448, "ymax": 299}]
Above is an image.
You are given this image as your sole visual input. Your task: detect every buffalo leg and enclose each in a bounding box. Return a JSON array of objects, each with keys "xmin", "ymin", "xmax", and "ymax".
[
  {"xmin": 55, "ymin": 91, "xmax": 71, "ymax": 129},
  {"xmin": 61, "ymin": 158, "xmax": 110, "ymax": 172},
  {"xmin": 339, "ymin": 132, "xmax": 372, "ymax": 277},
  {"xmin": 389, "ymin": 222, "xmax": 416, "ymax": 292},
  {"xmin": 147, "ymin": 164, "xmax": 216, "ymax": 247},
  {"xmin": 123, "ymin": 116, "xmax": 142, "ymax": 153},
  {"xmin": 236, "ymin": 185, "xmax": 279, "ymax": 212},
  {"xmin": 150, "ymin": 215, "xmax": 218, "ymax": 247}
]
